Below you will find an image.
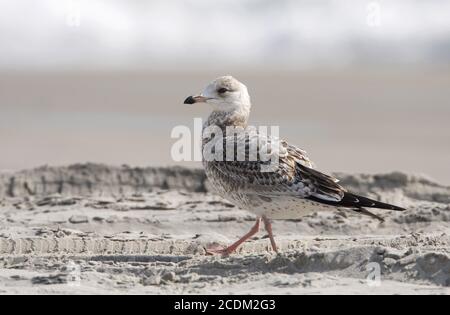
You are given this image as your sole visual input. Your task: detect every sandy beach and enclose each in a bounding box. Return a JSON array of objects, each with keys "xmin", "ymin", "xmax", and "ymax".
[
  {"xmin": 2, "ymin": 0, "xmax": 450, "ymax": 297},
  {"xmin": 0, "ymin": 164, "xmax": 449, "ymax": 294}
]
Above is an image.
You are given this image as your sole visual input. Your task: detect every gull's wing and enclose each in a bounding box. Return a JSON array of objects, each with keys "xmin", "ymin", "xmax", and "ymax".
[
  {"xmin": 207, "ymin": 132, "xmax": 405, "ymax": 211},
  {"xmin": 207, "ymin": 132, "xmax": 345, "ymax": 202}
]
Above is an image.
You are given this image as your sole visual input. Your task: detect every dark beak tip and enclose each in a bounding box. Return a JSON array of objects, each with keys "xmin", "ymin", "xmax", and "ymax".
[{"xmin": 184, "ymin": 96, "xmax": 196, "ymax": 105}]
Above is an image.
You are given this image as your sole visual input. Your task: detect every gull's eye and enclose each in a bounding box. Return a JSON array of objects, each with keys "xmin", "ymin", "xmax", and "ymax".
[{"xmin": 217, "ymin": 88, "xmax": 228, "ymax": 94}]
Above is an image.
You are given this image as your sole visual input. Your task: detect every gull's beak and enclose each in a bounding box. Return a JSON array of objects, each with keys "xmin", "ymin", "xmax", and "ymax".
[{"xmin": 184, "ymin": 95, "xmax": 209, "ymax": 105}]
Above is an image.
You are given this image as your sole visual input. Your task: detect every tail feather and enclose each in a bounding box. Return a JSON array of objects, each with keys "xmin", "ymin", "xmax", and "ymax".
[
  {"xmin": 308, "ymin": 192, "xmax": 405, "ymax": 211},
  {"xmin": 338, "ymin": 192, "xmax": 405, "ymax": 211}
]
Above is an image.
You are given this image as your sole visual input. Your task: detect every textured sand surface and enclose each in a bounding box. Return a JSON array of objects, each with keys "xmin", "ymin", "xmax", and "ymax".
[{"xmin": 0, "ymin": 165, "xmax": 449, "ymax": 294}]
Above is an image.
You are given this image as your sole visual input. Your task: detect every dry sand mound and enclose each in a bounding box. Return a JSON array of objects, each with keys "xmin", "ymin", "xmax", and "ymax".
[{"xmin": 0, "ymin": 164, "xmax": 449, "ymax": 294}]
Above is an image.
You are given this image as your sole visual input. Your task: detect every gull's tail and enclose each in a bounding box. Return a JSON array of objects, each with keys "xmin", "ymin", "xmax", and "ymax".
[
  {"xmin": 308, "ymin": 192, "xmax": 405, "ymax": 222},
  {"xmin": 308, "ymin": 192, "xmax": 405, "ymax": 211},
  {"xmin": 339, "ymin": 192, "xmax": 405, "ymax": 211}
]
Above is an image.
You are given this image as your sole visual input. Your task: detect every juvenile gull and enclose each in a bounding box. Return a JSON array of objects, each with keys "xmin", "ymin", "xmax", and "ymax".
[{"xmin": 184, "ymin": 76, "xmax": 405, "ymax": 255}]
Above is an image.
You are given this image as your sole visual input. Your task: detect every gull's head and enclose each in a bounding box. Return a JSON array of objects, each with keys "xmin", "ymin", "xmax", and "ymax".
[{"xmin": 184, "ymin": 76, "xmax": 251, "ymax": 114}]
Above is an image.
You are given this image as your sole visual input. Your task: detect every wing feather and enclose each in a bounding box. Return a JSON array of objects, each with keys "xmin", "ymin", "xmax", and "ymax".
[
  {"xmin": 206, "ymin": 132, "xmax": 345, "ymax": 202},
  {"xmin": 205, "ymin": 131, "xmax": 405, "ymax": 212}
]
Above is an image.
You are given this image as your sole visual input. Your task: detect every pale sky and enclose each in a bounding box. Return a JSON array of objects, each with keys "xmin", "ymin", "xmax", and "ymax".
[{"xmin": 0, "ymin": 0, "xmax": 449, "ymax": 70}]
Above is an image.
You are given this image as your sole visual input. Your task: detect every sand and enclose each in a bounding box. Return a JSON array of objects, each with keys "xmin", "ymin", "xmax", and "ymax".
[{"xmin": 0, "ymin": 164, "xmax": 449, "ymax": 295}]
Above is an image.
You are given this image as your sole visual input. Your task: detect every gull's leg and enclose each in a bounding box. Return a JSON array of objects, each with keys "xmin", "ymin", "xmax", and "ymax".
[
  {"xmin": 262, "ymin": 216, "xmax": 279, "ymax": 253},
  {"xmin": 206, "ymin": 217, "xmax": 261, "ymax": 256}
]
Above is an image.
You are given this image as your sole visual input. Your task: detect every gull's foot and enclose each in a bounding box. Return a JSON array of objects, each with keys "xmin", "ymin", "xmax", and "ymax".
[{"xmin": 204, "ymin": 243, "xmax": 234, "ymax": 256}]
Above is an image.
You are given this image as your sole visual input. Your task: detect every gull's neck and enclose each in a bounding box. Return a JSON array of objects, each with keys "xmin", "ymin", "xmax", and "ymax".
[
  {"xmin": 205, "ymin": 106, "xmax": 251, "ymax": 131},
  {"xmin": 202, "ymin": 105, "xmax": 251, "ymax": 160}
]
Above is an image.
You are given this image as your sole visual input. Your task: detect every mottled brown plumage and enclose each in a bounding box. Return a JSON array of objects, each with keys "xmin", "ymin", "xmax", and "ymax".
[{"xmin": 185, "ymin": 76, "xmax": 405, "ymax": 255}]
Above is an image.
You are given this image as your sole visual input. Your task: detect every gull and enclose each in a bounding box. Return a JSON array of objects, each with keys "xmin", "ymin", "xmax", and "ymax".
[{"xmin": 184, "ymin": 76, "xmax": 405, "ymax": 255}]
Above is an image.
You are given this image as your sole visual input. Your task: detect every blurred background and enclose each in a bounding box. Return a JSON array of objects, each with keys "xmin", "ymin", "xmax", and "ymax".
[{"xmin": 0, "ymin": 0, "xmax": 449, "ymax": 183}]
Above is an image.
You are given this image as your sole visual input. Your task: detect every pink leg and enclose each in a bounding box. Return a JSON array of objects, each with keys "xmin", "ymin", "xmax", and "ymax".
[
  {"xmin": 263, "ymin": 216, "xmax": 278, "ymax": 253},
  {"xmin": 206, "ymin": 218, "xmax": 261, "ymax": 256}
]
